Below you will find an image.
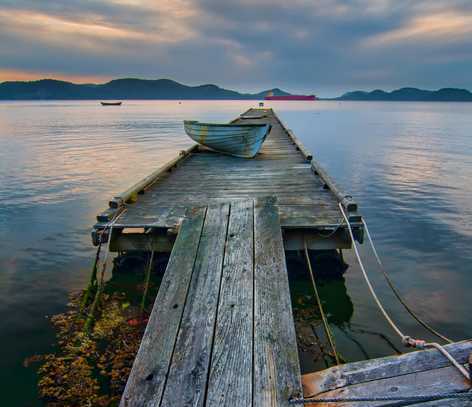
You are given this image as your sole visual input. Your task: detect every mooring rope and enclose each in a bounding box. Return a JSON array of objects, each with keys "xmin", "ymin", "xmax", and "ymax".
[
  {"xmin": 362, "ymin": 219, "xmax": 453, "ymax": 344},
  {"xmin": 84, "ymin": 209, "xmax": 126, "ymax": 332},
  {"xmin": 303, "ymin": 239, "xmax": 341, "ymax": 365},
  {"xmin": 289, "ymin": 391, "xmax": 472, "ymax": 404},
  {"xmin": 315, "ymin": 219, "xmax": 345, "ymax": 239},
  {"xmin": 338, "ymin": 203, "xmax": 470, "ymax": 382},
  {"xmin": 95, "ymin": 210, "xmax": 126, "ymax": 286}
]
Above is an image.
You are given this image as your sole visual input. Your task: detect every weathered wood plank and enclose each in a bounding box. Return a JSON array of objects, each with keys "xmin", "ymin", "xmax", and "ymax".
[
  {"xmin": 302, "ymin": 340, "xmax": 472, "ymax": 396},
  {"xmin": 410, "ymin": 398, "xmax": 472, "ymax": 406},
  {"xmin": 311, "ymin": 364, "xmax": 471, "ymax": 407},
  {"xmin": 253, "ymin": 196, "xmax": 303, "ymax": 406},
  {"xmin": 160, "ymin": 204, "xmax": 230, "ymax": 407},
  {"xmin": 206, "ymin": 200, "xmax": 254, "ymax": 407},
  {"xmin": 286, "ymin": 129, "xmax": 313, "ymax": 161},
  {"xmin": 120, "ymin": 207, "xmax": 206, "ymax": 407},
  {"xmin": 113, "ymin": 206, "xmax": 188, "ymax": 229},
  {"xmin": 110, "ymin": 144, "xmax": 198, "ymax": 208},
  {"xmin": 310, "ymin": 159, "xmax": 357, "ymax": 212},
  {"xmin": 110, "ymin": 232, "xmax": 174, "ymax": 252},
  {"xmin": 95, "ymin": 108, "xmax": 361, "ymax": 246}
]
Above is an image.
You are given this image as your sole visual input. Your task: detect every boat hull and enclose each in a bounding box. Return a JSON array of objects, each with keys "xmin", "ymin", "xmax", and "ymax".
[
  {"xmin": 101, "ymin": 102, "xmax": 122, "ymax": 106},
  {"xmin": 184, "ymin": 121, "xmax": 271, "ymax": 158}
]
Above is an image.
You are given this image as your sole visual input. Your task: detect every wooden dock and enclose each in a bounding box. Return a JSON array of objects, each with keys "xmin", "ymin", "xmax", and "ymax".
[
  {"xmin": 92, "ymin": 108, "xmax": 471, "ymax": 406},
  {"xmin": 121, "ymin": 198, "xmax": 302, "ymax": 406},
  {"xmin": 91, "ymin": 107, "xmax": 361, "ymax": 406},
  {"xmin": 93, "ymin": 108, "xmax": 363, "ymax": 253}
]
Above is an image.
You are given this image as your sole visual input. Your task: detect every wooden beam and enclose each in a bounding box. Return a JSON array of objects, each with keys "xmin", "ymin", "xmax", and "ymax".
[
  {"xmin": 286, "ymin": 129, "xmax": 313, "ymax": 161},
  {"xmin": 272, "ymin": 110, "xmax": 357, "ymax": 213},
  {"xmin": 109, "ymin": 232, "xmax": 174, "ymax": 252},
  {"xmin": 206, "ymin": 200, "xmax": 254, "ymax": 407},
  {"xmin": 306, "ymin": 364, "xmax": 471, "ymax": 406},
  {"xmin": 159, "ymin": 204, "xmax": 230, "ymax": 407},
  {"xmin": 110, "ymin": 144, "xmax": 199, "ymax": 208},
  {"xmin": 310, "ymin": 158, "xmax": 358, "ymax": 212},
  {"xmin": 120, "ymin": 207, "xmax": 206, "ymax": 407},
  {"xmin": 302, "ymin": 340, "xmax": 472, "ymax": 397},
  {"xmin": 253, "ymin": 196, "xmax": 303, "ymax": 406}
]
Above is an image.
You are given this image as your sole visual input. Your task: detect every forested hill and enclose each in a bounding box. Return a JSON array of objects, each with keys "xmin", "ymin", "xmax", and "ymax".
[
  {"xmin": 0, "ymin": 78, "xmax": 291, "ymax": 100},
  {"xmin": 337, "ymin": 87, "xmax": 472, "ymax": 101}
]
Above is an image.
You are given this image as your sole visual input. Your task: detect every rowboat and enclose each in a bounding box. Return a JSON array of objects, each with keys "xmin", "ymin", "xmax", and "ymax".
[
  {"xmin": 101, "ymin": 101, "xmax": 122, "ymax": 106},
  {"xmin": 183, "ymin": 121, "xmax": 271, "ymax": 158}
]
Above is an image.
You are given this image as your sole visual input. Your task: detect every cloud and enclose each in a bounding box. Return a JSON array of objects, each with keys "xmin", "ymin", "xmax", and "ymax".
[
  {"xmin": 0, "ymin": 69, "xmax": 110, "ymax": 84},
  {"xmin": 0, "ymin": 1, "xmax": 197, "ymax": 52},
  {"xmin": 363, "ymin": 10, "xmax": 472, "ymax": 47},
  {"xmin": 0, "ymin": 0, "xmax": 471, "ymax": 94}
]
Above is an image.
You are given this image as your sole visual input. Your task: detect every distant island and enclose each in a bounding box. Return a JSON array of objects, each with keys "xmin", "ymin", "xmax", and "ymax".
[
  {"xmin": 0, "ymin": 78, "xmax": 291, "ymax": 100},
  {"xmin": 336, "ymin": 87, "xmax": 472, "ymax": 102},
  {"xmin": 1, "ymin": 79, "xmax": 471, "ymax": 102}
]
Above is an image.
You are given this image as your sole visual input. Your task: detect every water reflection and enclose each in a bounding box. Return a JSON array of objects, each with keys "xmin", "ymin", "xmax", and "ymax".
[
  {"xmin": 282, "ymin": 102, "xmax": 472, "ymax": 343},
  {"xmin": 287, "ymin": 251, "xmax": 354, "ymax": 372},
  {"xmin": 1, "ymin": 100, "xmax": 471, "ymax": 404},
  {"xmin": 0, "ymin": 100, "xmax": 255, "ymax": 406}
]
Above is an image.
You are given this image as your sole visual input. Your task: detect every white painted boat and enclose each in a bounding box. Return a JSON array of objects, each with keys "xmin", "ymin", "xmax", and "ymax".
[{"xmin": 183, "ymin": 121, "xmax": 271, "ymax": 158}]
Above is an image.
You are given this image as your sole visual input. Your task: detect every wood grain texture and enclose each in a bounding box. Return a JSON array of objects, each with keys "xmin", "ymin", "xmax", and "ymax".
[
  {"xmin": 122, "ymin": 198, "xmax": 310, "ymax": 406},
  {"xmin": 206, "ymin": 200, "xmax": 254, "ymax": 407},
  {"xmin": 310, "ymin": 364, "xmax": 471, "ymax": 407},
  {"xmin": 160, "ymin": 203, "xmax": 230, "ymax": 407},
  {"xmin": 96, "ymin": 108, "xmax": 357, "ymax": 236},
  {"xmin": 253, "ymin": 197, "xmax": 303, "ymax": 406},
  {"xmin": 286, "ymin": 129, "xmax": 313, "ymax": 161},
  {"xmin": 302, "ymin": 340, "xmax": 472, "ymax": 396},
  {"xmin": 120, "ymin": 207, "xmax": 206, "ymax": 407},
  {"xmin": 110, "ymin": 144, "xmax": 198, "ymax": 208}
]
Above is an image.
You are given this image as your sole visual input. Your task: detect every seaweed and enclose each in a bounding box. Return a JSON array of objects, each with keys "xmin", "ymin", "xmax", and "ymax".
[{"xmin": 27, "ymin": 267, "xmax": 159, "ymax": 407}]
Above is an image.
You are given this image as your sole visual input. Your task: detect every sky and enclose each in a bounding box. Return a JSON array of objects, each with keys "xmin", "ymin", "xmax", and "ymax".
[{"xmin": 0, "ymin": 0, "xmax": 471, "ymax": 96}]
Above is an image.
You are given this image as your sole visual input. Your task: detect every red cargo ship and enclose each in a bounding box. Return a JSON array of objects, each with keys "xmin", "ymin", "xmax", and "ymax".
[{"xmin": 264, "ymin": 91, "xmax": 316, "ymax": 101}]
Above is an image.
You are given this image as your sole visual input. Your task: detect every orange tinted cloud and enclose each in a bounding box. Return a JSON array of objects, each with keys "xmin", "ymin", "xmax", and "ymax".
[
  {"xmin": 363, "ymin": 11, "xmax": 472, "ymax": 47},
  {"xmin": 0, "ymin": 3, "xmax": 197, "ymax": 52},
  {"xmin": 0, "ymin": 69, "xmax": 111, "ymax": 84}
]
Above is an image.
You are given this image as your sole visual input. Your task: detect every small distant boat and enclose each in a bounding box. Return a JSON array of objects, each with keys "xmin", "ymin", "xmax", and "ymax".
[
  {"xmin": 184, "ymin": 121, "xmax": 271, "ymax": 158},
  {"xmin": 101, "ymin": 101, "xmax": 122, "ymax": 106}
]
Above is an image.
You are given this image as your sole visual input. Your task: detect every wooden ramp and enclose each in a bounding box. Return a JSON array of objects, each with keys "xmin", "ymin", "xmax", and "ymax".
[{"xmin": 121, "ymin": 197, "xmax": 302, "ymax": 407}]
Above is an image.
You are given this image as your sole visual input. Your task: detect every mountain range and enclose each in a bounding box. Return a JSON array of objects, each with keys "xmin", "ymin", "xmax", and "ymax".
[
  {"xmin": 0, "ymin": 78, "xmax": 290, "ymax": 100},
  {"xmin": 1, "ymin": 79, "xmax": 471, "ymax": 101},
  {"xmin": 337, "ymin": 87, "xmax": 472, "ymax": 101}
]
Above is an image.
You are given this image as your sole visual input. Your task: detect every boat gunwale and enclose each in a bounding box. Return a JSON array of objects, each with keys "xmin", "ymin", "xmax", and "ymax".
[{"xmin": 184, "ymin": 120, "xmax": 269, "ymax": 128}]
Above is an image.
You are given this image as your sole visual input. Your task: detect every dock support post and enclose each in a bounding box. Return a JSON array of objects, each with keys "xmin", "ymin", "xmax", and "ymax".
[
  {"xmin": 80, "ymin": 241, "xmax": 102, "ymax": 311},
  {"xmin": 140, "ymin": 250, "xmax": 155, "ymax": 314}
]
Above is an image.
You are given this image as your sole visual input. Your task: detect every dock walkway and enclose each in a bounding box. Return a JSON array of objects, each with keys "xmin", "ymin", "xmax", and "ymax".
[
  {"xmin": 93, "ymin": 108, "xmax": 472, "ymax": 406},
  {"xmin": 94, "ymin": 108, "xmax": 362, "ymax": 253},
  {"xmin": 121, "ymin": 197, "xmax": 302, "ymax": 406}
]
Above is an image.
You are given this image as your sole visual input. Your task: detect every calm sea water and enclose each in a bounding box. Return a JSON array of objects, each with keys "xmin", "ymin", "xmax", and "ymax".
[{"xmin": 1, "ymin": 100, "xmax": 471, "ymax": 405}]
